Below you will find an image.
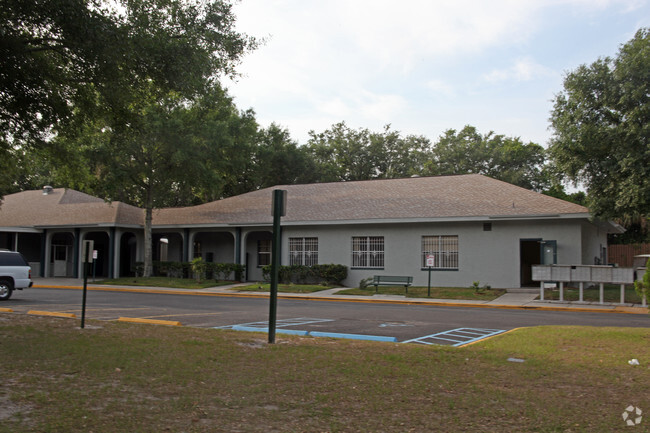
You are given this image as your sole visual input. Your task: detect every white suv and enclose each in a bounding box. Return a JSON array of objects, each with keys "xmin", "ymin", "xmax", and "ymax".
[{"xmin": 0, "ymin": 250, "xmax": 33, "ymax": 301}]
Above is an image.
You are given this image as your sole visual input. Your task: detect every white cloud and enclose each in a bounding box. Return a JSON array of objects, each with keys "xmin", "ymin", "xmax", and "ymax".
[
  {"xmin": 425, "ymin": 80, "xmax": 455, "ymax": 98},
  {"xmin": 226, "ymin": 0, "xmax": 650, "ymax": 145},
  {"xmin": 317, "ymin": 91, "xmax": 407, "ymax": 125},
  {"xmin": 483, "ymin": 57, "xmax": 557, "ymax": 83}
]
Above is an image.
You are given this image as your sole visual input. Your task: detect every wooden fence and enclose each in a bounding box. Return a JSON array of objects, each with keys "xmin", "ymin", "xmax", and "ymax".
[{"xmin": 608, "ymin": 244, "xmax": 650, "ymax": 267}]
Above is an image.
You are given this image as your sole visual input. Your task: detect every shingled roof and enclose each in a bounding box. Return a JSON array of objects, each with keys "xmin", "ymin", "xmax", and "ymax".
[
  {"xmin": 0, "ymin": 188, "xmax": 143, "ymax": 228},
  {"xmin": 152, "ymin": 174, "xmax": 590, "ymax": 226},
  {"xmin": 0, "ymin": 175, "xmax": 593, "ymax": 229}
]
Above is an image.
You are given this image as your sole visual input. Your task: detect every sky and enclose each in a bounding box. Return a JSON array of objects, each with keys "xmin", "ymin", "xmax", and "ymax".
[{"xmin": 225, "ymin": 0, "xmax": 649, "ymax": 147}]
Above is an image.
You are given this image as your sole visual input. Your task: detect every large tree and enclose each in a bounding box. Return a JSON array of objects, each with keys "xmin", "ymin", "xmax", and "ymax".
[
  {"xmin": 1, "ymin": 0, "xmax": 256, "ymax": 196},
  {"xmin": 424, "ymin": 125, "xmax": 548, "ymax": 191},
  {"xmin": 548, "ymin": 28, "xmax": 650, "ymax": 220},
  {"xmin": 247, "ymin": 124, "xmax": 319, "ymax": 191},
  {"xmin": 306, "ymin": 122, "xmax": 431, "ymax": 182},
  {"xmin": 1, "ymin": 0, "xmax": 255, "ymax": 138},
  {"xmin": 52, "ymin": 85, "xmax": 257, "ymax": 276}
]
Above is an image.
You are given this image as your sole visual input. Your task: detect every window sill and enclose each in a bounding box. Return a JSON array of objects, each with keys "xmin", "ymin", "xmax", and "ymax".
[{"xmin": 420, "ymin": 268, "xmax": 458, "ymax": 271}]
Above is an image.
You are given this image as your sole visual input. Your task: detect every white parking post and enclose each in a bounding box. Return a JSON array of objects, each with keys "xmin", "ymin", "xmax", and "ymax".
[
  {"xmin": 620, "ymin": 284, "xmax": 625, "ymax": 304},
  {"xmin": 579, "ymin": 282, "xmax": 584, "ymax": 302},
  {"xmin": 599, "ymin": 283, "xmax": 604, "ymax": 304}
]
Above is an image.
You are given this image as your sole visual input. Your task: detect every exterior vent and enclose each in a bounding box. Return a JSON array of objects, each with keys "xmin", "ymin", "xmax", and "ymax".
[{"xmin": 42, "ymin": 185, "xmax": 54, "ymax": 195}]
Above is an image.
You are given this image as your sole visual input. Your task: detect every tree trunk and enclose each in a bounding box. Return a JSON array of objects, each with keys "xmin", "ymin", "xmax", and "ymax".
[
  {"xmin": 143, "ymin": 182, "xmax": 154, "ymax": 277},
  {"xmin": 143, "ymin": 206, "xmax": 153, "ymax": 277}
]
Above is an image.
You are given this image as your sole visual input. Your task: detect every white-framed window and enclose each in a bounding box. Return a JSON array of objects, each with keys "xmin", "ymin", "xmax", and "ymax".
[
  {"xmin": 257, "ymin": 239, "xmax": 271, "ymax": 267},
  {"xmin": 289, "ymin": 237, "xmax": 318, "ymax": 266},
  {"xmin": 352, "ymin": 236, "xmax": 384, "ymax": 268},
  {"xmin": 421, "ymin": 235, "xmax": 458, "ymax": 269}
]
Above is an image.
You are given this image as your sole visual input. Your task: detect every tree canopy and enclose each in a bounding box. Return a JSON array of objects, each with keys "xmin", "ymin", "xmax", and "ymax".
[
  {"xmin": 423, "ymin": 125, "xmax": 549, "ymax": 191},
  {"xmin": 1, "ymin": 0, "xmax": 256, "ymax": 142},
  {"xmin": 305, "ymin": 122, "xmax": 431, "ymax": 182},
  {"xmin": 548, "ymin": 28, "xmax": 650, "ymax": 220}
]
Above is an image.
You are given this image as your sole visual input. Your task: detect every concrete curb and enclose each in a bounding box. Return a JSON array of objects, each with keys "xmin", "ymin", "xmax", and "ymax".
[
  {"xmin": 32, "ymin": 284, "xmax": 650, "ymax": 315},
  {"xmin": 118, "ymin": 317, "xmax": 182, "ymax": 326},
  {"xmin": 28, "ymin": 310, "xmax": 76, "ymax": 319}
]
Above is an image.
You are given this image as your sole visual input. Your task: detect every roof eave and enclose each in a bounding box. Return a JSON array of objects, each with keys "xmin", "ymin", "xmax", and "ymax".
[{"xmin": 278, "ymin": 213, "xmax": 592, "ymax": 227}]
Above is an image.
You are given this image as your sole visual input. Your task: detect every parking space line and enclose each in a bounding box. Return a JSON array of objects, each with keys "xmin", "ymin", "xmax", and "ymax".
[
  {"xmin": 217, "ymin": 317, "xmax": 396, "ymax": 342},
  {"xmin": 402, "ymin": 328, "xmax": 506, "ymax": 346},
  {"xmin": 215, "ymin": 317, "xmax": 334, "ymax": 330}
]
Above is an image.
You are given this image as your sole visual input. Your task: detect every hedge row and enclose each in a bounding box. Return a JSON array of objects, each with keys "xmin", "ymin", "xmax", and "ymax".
[
  {"xmin": 135, "ymin": 261, "xmax": 244, "ymax": 281},
  {"xmin": 262, "ymin": 264, "xmax": 348, "ymax": 285}
]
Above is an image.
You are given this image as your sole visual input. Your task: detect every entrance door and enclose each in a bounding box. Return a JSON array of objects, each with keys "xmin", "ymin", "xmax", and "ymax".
[
  {"xmin": 520, "ymin": 239, "xmax": 557, "ymax": 286},
  {"xmin": 52, "ymin": 244, "xmax": 70, "ymax": 277}
]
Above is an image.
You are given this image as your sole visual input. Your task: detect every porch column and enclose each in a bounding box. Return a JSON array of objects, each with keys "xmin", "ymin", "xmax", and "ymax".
[
  {"xmin": 182, "ymin": 228, "xmax": 190, "ymax": 263},
  {"xmin": 235, "ymin": 227, "xmax": 242, "ymax": 265},
  {"xmin": 108, "ymin": 227, "xmax": 116, "ymax": 279},
  {"xmin": 40, "ymin": 229, "xmax": 47, "ymax": 277},
  {"xmin": 73, "ymin": 228, "xmax": 80, "ymax": 278},
  {"xmin": 187, "ymin": 230, "xmax": 196, "ymax": 260}
]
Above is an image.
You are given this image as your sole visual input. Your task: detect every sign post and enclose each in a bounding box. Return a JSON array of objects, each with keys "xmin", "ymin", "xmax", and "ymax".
[
  {"xmin": 268, "ymin": 189, "xmax": 286, "ymax": 344},
  {"xmin": 92, "ymin": 250, "xmax": 98, "ymax": 282},
  {"xmin": 426, "ymin": 254, "xmax": 435, "ymax": 297},
  {"xmin": 81, "ymin": 240, "xmax": 94, "ymax": 329}
]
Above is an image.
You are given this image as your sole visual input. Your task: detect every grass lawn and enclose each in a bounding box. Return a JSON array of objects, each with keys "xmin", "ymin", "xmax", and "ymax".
[
  {"xmin": 237, "ymin": 283, "xmax": 337, "ymax": 293},
  {"xmin": 543, "ymin": 284, "xmax": 646, "ymax": 304},
  {"xmin": 339, "ymin": 285, "xmax": 507, "ymax": 300},
  {"xmin": 1, "ymin": 314, "xmax": 648, "ymax": 432},
  {"xmin": 94, "ymin": 276, "xmax": 233, "ymax": 290}
]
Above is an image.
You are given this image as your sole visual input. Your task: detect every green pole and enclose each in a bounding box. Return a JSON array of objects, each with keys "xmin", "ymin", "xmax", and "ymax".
[
  {"xmin": 268, "ymin": 190, "xmax": 285, "ymax": 344},
  {"xmin": 81, "ymin": 261, "xmax": 88, "ymax": 329}
]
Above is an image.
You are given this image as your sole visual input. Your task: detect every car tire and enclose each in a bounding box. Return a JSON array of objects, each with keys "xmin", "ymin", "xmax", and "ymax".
[{"xmin": 0, "ymin": 279, "xmax": 13, "ymax": 301}]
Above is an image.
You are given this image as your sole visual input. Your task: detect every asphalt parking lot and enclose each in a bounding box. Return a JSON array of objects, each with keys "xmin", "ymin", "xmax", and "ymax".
[{"xmin": 3, "ymin": 287, "xmax": 649, "ymax": 345}]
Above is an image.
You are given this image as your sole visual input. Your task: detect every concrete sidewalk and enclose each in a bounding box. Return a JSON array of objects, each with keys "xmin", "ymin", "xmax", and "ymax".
[{"xmin": 31, "ymin": 277, "xmax": 649, "ymax": 315}]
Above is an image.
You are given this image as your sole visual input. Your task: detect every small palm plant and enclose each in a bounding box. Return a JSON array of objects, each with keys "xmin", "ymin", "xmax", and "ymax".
[{"xmin": 191, "ymin": 257, "xmax": 207, "ymax": 283}]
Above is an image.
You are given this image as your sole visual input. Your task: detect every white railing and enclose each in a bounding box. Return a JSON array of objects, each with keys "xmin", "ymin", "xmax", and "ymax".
[{"xmin": 532, "ymin": 265, "xmax": 647, "ymax": 306}]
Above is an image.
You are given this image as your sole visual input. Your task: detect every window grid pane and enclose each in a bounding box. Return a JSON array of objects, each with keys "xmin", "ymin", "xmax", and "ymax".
[
  {"xmin": 258, "ymin": 239, "xmax": 271, "ymax": 267},
  {"xmin": 304, "ymin": 237, "xmax": 318, "ymax": 266},
  {"xmin": 352, "ymin": 236, "xmax": 384, "ymax": 268},
  {"xmin": 422, "ymin": 235, "xmax": 458, "ymax": 269},
  {"xmin": 289, "ymin": 237, "xmax": 318, "ymax": 266}
]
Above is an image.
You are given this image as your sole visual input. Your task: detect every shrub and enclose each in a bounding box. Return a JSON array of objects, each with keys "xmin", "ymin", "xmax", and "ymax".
[
  {"xmin": 214, "ymin": 263, "xmax": 245, "ymax": 282},
  {"xmin": 135, "ymin": 260, "xmax": 243, "ymax": 281},
  {"xmin": 191, "ymin": 257, "xmax": 207, "ymax": 282},
  {"xmin": 262, "ymin": 264, "xmax": 348, "ymax": 285},
  {"xmin": 359, "ymin": 277, "xmax": 374, "ymax": 289},
  {"xmin": 471, "ymin": 281, "xmax": 491, "ymax": 293}
]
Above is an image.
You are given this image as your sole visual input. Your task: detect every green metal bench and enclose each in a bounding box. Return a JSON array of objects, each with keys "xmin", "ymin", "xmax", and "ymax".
[{"xmin": 370, "ymin": 275, "xmax": 413, "ymax": 294}]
